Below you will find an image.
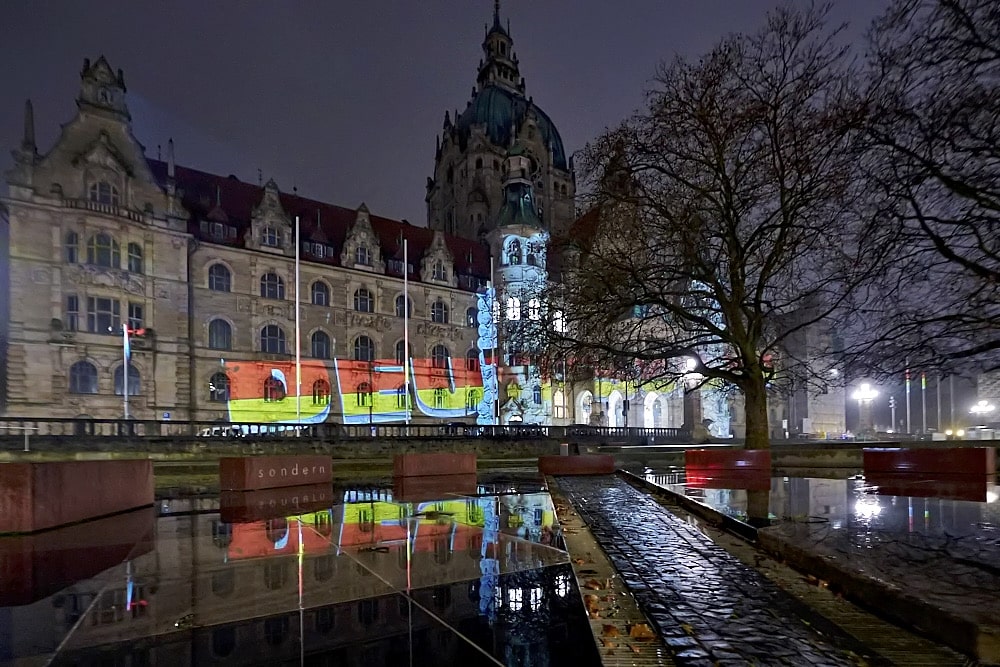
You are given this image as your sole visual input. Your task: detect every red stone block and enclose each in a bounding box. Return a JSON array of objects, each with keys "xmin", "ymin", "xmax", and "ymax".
[
  {"xmin": 393, "ymin": 473, "xmax": 478, "ymax": 502},
  {"xmin": 538, "ymin": 454, "xmax": 615, "ymax": 475},
  {"xmin": 685, "ymin": 448, "xmax": 772, "ymax": 471},
  {"xmin": 0, "ymin": 506, "xmax": 155, "ymax": 606},
  {"xmin": 685, "ymin": 467, "xmax": 772, "ymax": 491},
  {"xmin": 220, "ymin": 484, "xmax": 335, "ymax": 523},
  {"xmin": 219, "ymin": 456, "xmax": 333, "ymax": 491},
  {"xmin": 0, "ymin": 460, "xmax": 154, "ymax": 534},
  {"xmin": 393, "ymin": 453, "xmax": 476, "ymax": 477},
  {"xmin": 863, "ymin": 447, "xmax": 996, "ymax": 476},
  {"xmin": 867, "ymin": 472, "xmax": 996, "ymax": 502}
]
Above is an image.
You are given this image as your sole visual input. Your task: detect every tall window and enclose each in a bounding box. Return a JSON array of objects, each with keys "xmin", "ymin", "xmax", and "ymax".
[
  {"xmin": 527, "ymin": 298, "xmax": 541, "ymax": 321},
  {"xmin": 69, "ymin": 361, "xmax": 98, "ymax": 394},
  {"xmin": 467, "ymin": 388, "xmax": 482, "ymax": 411},
  {"xmin": 261, "ymin": 227, "xmax": 280, "ymax": 247},
  {"xmin": 355, "ymin": 246, "xmax": 371, "ymax": 266},
  {"xmin": 354, "ymin": 335, "xmax": 374, "ymax": 362},
  {"xmin": 208, "ymin": 319, "xmax": 232, "ymax": 350},
  {"xmin": 354, "ymin": 288, "xmax": 373, "ymax": 313},
  {"xmin": 311, "ymin": 281, "xmax": 329, "ymax": 306},
  {"xmin": 260, "ymin": 325, "xmax": 286, "ymax": 354},
  {"xmin": 263, "ymin": 376, "xmax": 285, "ymax": 401},
  {"xmin": 114, "ymin": 364, "xmax": 141, "ymax": 396},
  {"xmin": 86, "ymin": 297, "xmax": 119, "ymax": 334},
  {"xmin": 64, "ymin": 231, "xmax": 79, "ymax": 263},
  {"xmin": 431, "ymin": 344, "xmax": 449, "ymax": 369},
  {"xmin": 127, "ymin": 243, "xmax": 143, "ymax": 274},
  {"xmin": 533, "ymin": 385, "xmax": 542, "ymax": 405},
  {"xmin": 89, "ymin": 181, "xmax": 119, "ymax": 206},
  {"xmin": 356, "ymin": 382, "xmax": 372, "ymax": 407},
  {"xmin": 87, "ymin": 233, "xmax": 120, "ymax": 268},
  {"xmin": 553, "ymin": 310, "xmax": 566, "ymax": 333},
  {"xmin": 466, "ymin": 308, "xmax": 478, "ymax": 328},
  {"xmin": 311, "ymin": 331, "xmax": 331, "ymax": 359},
  {"xmin": 431, "ymin": 300, "xmax": 449, "ymax": 324},
  {"xmin": 209, "ymin": 373, "xmax": 229, "ymax": 402},
  {"xmin": 394, "ymin": 340, "xmax": 409, "ymax": 365},
  {"xmin": 396, "ymin": 385, "xmax": 409, "ymax": 409},
  {"xmin": 394, "ymin": 294, "xmax": 411, "ymax": 318},
  {"xmin": 466, "ymin": 349, "xmax": 479, "ymax": 371},
  {"xmin": 208, "ymin": 264, "xmax": 231, "ymax": 292},
  {"xmin": 433, "ymin": 260, "xmax": 447, "ymax": 281},
  {"xmin": 312, "ymin": 379, "xmax": 331, "ymax": 405},
  {"xmin": 127, "ymin": 302, "xmax": 143, "ymax": 330},
  {"xmin": 506, "ymin": 296, "xmax": 521, "ymax": 321},
  {"xmin": 260, "ymin": 273, "xmax": 284, "ymax": 299},
  {"xmin": 434, "ymin": 387, "xmax": 447, "ymax": 408},
  {"xmin": 65, "ymin": 295, "xmax": 79, "ymax": 331}
]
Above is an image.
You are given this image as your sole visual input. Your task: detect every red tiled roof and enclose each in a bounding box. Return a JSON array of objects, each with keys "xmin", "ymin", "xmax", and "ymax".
[{"xmin": 146, "ymin": 159, "xmax": 491, "ymax": 288}]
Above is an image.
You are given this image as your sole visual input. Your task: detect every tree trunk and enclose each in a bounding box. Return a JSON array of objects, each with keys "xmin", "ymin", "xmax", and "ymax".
[{"xmin": 743, "ymin": 369, "xmax": 770, "ymax": 451}]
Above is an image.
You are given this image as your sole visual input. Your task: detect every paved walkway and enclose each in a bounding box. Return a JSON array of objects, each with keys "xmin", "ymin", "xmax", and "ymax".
[{"xmin": 557, "ymin": 476, "xmax": 883, "ymax": 667}]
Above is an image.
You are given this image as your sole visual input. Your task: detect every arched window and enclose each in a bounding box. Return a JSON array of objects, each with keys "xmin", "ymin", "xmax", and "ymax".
[
  {"xmin": 311, "ymin": 281, "xmax": 329, "ymax": 306},
  {"xmin": 506, "ymin": 239, "xmax": 521, "ymax": 265},
  {"xmin": 312, "ymin": 379, "xmax": 331, "ymax": 405},
  {"xmin": 263, "ymin": 616, "xmax": 289, "ymax": 646},
  {"xmin": 466, "ymin": 349, "xmax": 479, "ymax": 371},
  {"xmin": 434, "ymin": 387, "xmax": 447, "ymax": 408},
  {"xmin": 86, "ymin": 233, "xmax": 119, "ymax": 268},
  {"xmin": 354, "ymin": 335, "xmax": 374, "ymax": 362},
  {"xmin": 211, "ymin": 627, "xmax": 236, "ymax": 658},
  {"xmin": 208, "ymin": 319, "xmax": 232, "ymax": 350},
  {"xmin": 263, "ymin": 376, "xmax": 286, "ymax": 402},
  {"xmin": 394, "ymin": 294, "xmax": 411, "ymax": 318},
  {"xmin": 431, "ymin": 300, "xmax": 449, "ymax": 324},
  {"xmin": 64, "ymin": 231, "xmax": 79, "ymax": 263},
  {"xmin": 433, "ymin": 260, "xmax": 447, "ymax": 281},
  {"xmin": 475, "ymin": 157, "xmax": 483, "ymax": 169},
  {"xmin": 89, "ymin": 181, "xmax": 119, "ymax": 206},
  {"xmin": 208, "ymin": 264, "xmax": 231, "ymax": 292},
  {"xmin": 394, "ymin": 340, "xmax": 410, "ymax": 365},
  {"xmin": 356, "ymin": 382, "xmax": 372, "ymax": 407},
  {"xmin": 209, "ymin": 372, "xmax": 229, "ymax": 402},
  {"xmin": 553, "ymin": 310, "xmax": 566, "ymax": 333},
  {"xmin": 354, "ymin": 287, "xmax": 373, "ymax": 312},
  {"xmin": 431, "ymin": 344, "xmax": 449, "ymax": 369},
  {"xmin": 127, "ymin": 243, "xmax": 143, "ymax": 274},
  {"xmin": 113, "ymin": 363, "xmax": 141, "ymax": 396},
  {"xmin": 528, "ymin": 298, "xmax": 541, "ymax": 320},
  {"xmin": 311, "ymin": 330, "xmax": 331, "ymax": 359},
  {"xmin": 467, "ymin": 388, "xmax": 482, "ymax": 411},
  {"xmin": 68, "ymin": 361, "xmax": 98, "ymax": 394},
  {"xmin": 396, "ymin": 384, "xmax": 409, "ymax": 409},
  {"xmin": 533, "ymin": 385, "xmax": 542, "ymax": 405},
  {"xmin": 466, "ymin": 307, "xmax": 478, "ymax": 328},
  {"xmin": 260, "ymin": 273, "xmax": 284, "ymax": 299},
  {"xmin": 355, "ymin": 246, "xmax": 371, "ymax": 266},
  {"xmin": 260, "ymin": 325, "xmax": 286, "ymax": 354},
  {"xmin": 506, "ymin": 296, "xmax": 521, "ymax": 320}
]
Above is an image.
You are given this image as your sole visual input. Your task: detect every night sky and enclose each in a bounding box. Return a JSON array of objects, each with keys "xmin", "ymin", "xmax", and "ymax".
[{"xmin": 1, "ymin": 0, "xmax": 887, "ymax": 224}]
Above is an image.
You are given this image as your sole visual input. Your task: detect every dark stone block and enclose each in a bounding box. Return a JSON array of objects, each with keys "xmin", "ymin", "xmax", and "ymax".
[{"xmin": 218, "ymin": 456, "xmax": 332, "ymax": 491}]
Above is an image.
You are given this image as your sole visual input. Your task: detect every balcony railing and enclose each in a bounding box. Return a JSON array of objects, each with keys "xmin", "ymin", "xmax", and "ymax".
[{"xmin": 65, "ymin": 198, "xmax": 145, "ymax": 223}]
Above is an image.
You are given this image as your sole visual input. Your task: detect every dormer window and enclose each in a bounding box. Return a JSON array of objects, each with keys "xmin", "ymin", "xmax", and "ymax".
[
  {"xmin": 261, "ymin": 227, "xmax": 280, "ymax": 248},
  {"xmin": 89, "ymin": 181, "xmax": 119, "ymax": 206},
  {"xmin": 433, "ymin": 261, "xmax": 447, "ymax": 282},
  {"xmin": 355, "ymin": 246, "xmax": 371, "ymax": 266}
]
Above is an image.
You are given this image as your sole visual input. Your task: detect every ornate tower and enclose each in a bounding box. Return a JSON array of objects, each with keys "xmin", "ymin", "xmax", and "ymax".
[{"xmin": 426, "ymin": 1, "xmax": 575, "ymax": 242}]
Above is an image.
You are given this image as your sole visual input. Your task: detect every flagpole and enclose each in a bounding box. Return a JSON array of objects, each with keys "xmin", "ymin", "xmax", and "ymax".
[
  {"xmin": 490, "ymin": 254, "xmax": 498, "ymax": 426},
  {"xmin": 403, "ymin": 238, "xmax": 410, "ymax": 425},
  {"xmin": 295, "ymin": 215, "xmax": 302, "ymax": 434},
  {"xmin": 122, "ymin": 324, "xmax": 130, "ymax": 420}
]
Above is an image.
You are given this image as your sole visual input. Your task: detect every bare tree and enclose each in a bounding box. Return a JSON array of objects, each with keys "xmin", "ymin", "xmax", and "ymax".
[
  {"xmin": 857, "ymin": 0, "xmax": 1000, "ymax": 374},
  {"xmin": 552, "ymin": 5, "xmax": 888, "ymax": 450}
]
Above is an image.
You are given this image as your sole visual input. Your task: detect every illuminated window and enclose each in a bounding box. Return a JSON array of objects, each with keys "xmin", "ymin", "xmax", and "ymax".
[
  {"xmin": 395, "ymin": 294, "xmax": 411, "ymax": 317},
  {"xmin": 64, "ymin": 231, "xmax": 79, "ymax": 263},
  {"xmin": 113, "ymin": 364, "xmax": 140, "ymax": 396},
  {"xmin": 356, "ymin": 382, "xmax": 372, "ymax": 407},
  {"xmin": 208, "ymin": 264, "xmax": 231, "ymax": 292},
  {"xmin": 127, "ymin": 243, "xmax": 143, "ymax": 274},
  {"xmin": 208, "ymin": 319, "xmax": 231, "ymax": 350},
  {"xmin": 507, "ymin": 588, "xmax": 523, "ymax": 611},
  {"xmin": 86, "ymin": 233, "xmax": 119, "ymax": 268},
  {"xmin": 533, "ymin": 385, "xmax": 542, "ymax": 404},
  {"xmin": 261, "ymin": 226, "xmax": 280, "ymax": 247},
  {"xmin": 263, "ymin": 376, "xmax": 285, "ymax": 402},
  {"xmin": 527, "ymin": 298, "xmax": 541, "ymax": 320},
  {"xmin": 354, "ymin": 287, "xmax": 373, "ymax": 312},
  {"xmin": 396, "ymin": 384, "xmax": 409, "ymax": 409},
  {"xmin": 506, "ymin": 297, "xmax": 521, "ymax": 320},
  {"xmin": 311, "ymin": 281, "xmax": 330, "ymax": 306},
  {"xmin": 260, "ymin": 325, "xmax": 286, "ymax": 354},
  {"xmin": 431, "ymin": 300, "xmax": 449, "ymax": 324},
  {"xmin": 69, "ymin": 361, "xmax": 98, "ymax": 394},
  {"xmin": 311, "ymin": 330, "xmax": 331, "ymax": 359},
  {"xmin": 432, "ymin": 344, "xmax": 449, "ymax": 369},
  {"xmin": 466, "ymin": 307, "xmax": 478, "ymax": 328},
  {"xmin": 312, "ymin": 379, "xmax": 331, "ymax": 405},
  {"xmin": 434, "ymin": 387, "xmax": 447, "ymax": 408},
  {"xmin": 506, "ymin": 239, "xmax": 521, "ymax": 265},
  {"xmin": 466, "ymin": 349, "xmax": 479, "ymax": 371},
  {"xmin": 467, "ymin": 388, "xmax": 482, "ymax": 411},
  {"xmin": 355, "ymin": 246, "xmax": 371, "ymax": 266},
  {"xmin": 354, "ymin": 335, "xmax": 375, "ymax": 362},
  {"xmin": 553, "ymin": 310, "xmax": 566, "ymax": 333},
  {"xmin": 89, "ymin": 181, "xmax": 119, "ymax": 206},
  {"xmin": 260, "ymin": 273, "xmax": 284, "ymax": 299},
  {"xmin": 209, "ymin": 373, "xmax": 229, "ymax": 402}
]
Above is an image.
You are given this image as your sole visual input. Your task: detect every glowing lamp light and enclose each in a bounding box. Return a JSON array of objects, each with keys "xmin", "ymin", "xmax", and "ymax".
[
  {"xmin": 851, "ymin": 383, "xmax": 878, "ymax": 402},
  {"xmin": 970, "ymin": 399, "xmax": 996, "ymax": 416}
]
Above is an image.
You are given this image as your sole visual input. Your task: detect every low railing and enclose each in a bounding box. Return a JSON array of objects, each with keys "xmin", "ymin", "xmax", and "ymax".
[{"xmin": 0, "ymin": 417, "xmax": 684, "ymax": 443}]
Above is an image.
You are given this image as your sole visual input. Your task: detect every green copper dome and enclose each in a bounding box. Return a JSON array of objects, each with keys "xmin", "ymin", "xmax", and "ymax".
[{"xmin": 456, "ymin": 85, "xmax": 568, "ymax": 170}]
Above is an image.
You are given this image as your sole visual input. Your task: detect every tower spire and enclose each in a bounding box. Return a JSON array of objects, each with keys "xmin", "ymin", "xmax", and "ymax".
[
  {"xmin": 22, "ymin": 99, "xmax": 36, "ymax": 153},
  {"xmin": 493, "ymin": 0, "xmax": 501, "ymax": 27}
]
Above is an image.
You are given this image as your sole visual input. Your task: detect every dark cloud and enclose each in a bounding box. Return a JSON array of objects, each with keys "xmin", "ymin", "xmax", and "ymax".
[{"xmin": 0, "ymin": 0, "xmax": 886, "ymax": 223}]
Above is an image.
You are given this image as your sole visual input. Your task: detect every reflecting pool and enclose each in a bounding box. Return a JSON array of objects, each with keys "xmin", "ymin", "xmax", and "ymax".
[{"xmin": 0, "ymin": 476, "xmax": 601, "ymax": 667}]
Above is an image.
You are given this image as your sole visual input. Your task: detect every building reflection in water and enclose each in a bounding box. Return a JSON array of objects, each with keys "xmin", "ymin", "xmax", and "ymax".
[{"xmin": 1, "ymin": 483, "xmax": 598, "ymax": 667}]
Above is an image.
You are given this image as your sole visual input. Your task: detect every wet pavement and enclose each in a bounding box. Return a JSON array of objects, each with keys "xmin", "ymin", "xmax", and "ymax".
[
  {"xmin": 557, "ymin": 475, "xmax": 883, "ymax": 666},
  {"xmin": 0, "ymin": 476, "xmax": 601, "ymax": 666}
]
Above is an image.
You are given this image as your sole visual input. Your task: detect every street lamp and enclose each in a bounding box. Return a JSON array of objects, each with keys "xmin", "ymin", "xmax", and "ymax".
[
  {"xmin": 970, "ymin": 399, "xmax": 996, "ymax": 422},
  {"xmin": 852, "ymin": 382, "xmax": 878, "ymax": 434}
]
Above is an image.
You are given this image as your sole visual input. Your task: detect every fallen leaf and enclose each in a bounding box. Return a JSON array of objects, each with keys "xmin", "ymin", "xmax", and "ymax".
[
  {"xmin": 629, "ymin": 623, "xmax": 656, "ymax": 640},
  {"xmin": 601, "ymin": 624, "xmax": 620, "ymax": 638},
  {"xmin": 629, "ymin": 644, "xmax": 640, "ymax": 654},
  {"xmin": 573, "ymin": 558, "xmax": 587, "ymax": 565},
  {"xmin": 681, "ymin": 623, "xmax": 695, "ymax": 635},
  {"xmin": 584, "ymin": 579, "xmax": 604, "ymax": 590},
  {"xmin": 589, "ymin": 611, "xmax": 601, "ymax": 619}
]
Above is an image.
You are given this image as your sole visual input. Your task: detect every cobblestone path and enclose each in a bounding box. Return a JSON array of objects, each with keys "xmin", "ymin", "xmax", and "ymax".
[{"xmin": 558, "ymin": 476, "xmax": 883, "ymax": 667}]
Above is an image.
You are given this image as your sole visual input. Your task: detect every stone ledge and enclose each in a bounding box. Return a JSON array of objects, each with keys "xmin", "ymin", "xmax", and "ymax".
[{"xmin": 538, "ymin": 454, "xmax": 615, "ymax": 476}]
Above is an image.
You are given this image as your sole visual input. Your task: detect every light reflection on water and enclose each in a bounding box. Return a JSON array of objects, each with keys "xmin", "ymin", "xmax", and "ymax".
[{"xmin": 0, "ymin": 479, "xmax": 601, "ymax": 667}]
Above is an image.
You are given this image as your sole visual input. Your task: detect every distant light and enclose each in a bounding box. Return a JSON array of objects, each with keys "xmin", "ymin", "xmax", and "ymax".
[
  {"xmin": 830, "ymin": 368, "xmax": 839, "ymax": 377},
  {"xmin": 855, "ymin": 497, "xmax": 881, "ymax": 519}
]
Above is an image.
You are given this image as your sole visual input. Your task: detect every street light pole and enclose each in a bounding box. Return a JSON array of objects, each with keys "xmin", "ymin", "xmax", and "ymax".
[{"xmin": 852, "ymin": 382, "xmax": 879, "ymax": 434}]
